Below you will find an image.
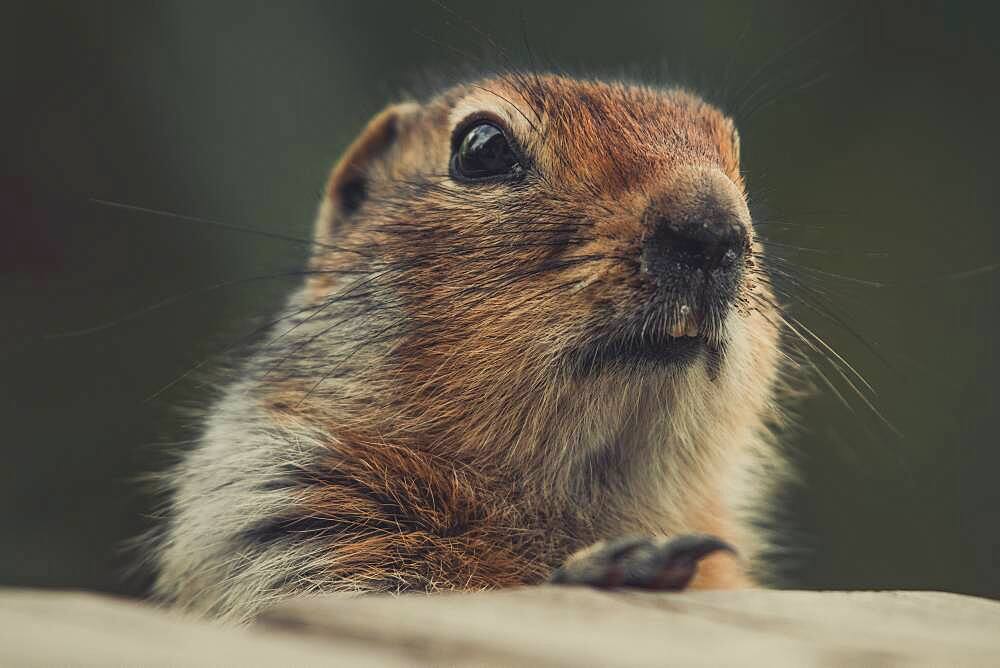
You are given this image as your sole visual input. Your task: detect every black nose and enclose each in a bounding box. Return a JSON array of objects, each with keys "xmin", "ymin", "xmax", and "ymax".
[
  {"xmin": 641, "ymin": 198, "xmax": 749, "ymax": 288},
  {"xmin": 643, "ymin": 214, "xmax": 747, "ymax": 276}
]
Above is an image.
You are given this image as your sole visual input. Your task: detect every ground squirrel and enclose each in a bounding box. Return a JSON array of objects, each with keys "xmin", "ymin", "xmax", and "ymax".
[{"xmin": 152, "ymin": 72, "xmax": 786, "ymax": 623}]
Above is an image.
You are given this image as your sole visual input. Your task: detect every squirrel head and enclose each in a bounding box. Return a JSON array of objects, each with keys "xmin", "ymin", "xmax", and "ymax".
[{"xmin": 290, "ymin": 74, "xmax": 781, "ymax": 468}]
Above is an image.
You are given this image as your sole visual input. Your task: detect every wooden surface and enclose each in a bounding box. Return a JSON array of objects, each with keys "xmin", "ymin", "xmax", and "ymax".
[{"xmin": 2, "ymin": 587, "xmax": 999, "ymax": 666}]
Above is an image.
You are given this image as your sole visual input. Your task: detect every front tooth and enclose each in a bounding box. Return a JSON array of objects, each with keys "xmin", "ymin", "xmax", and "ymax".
[
  {"xmin": 685, "ymin": 319, "xmax": 700, "ymax": 337},
  {"xmin": 670, "ymin": 320, "xmax": 686, "ymax": 338}
]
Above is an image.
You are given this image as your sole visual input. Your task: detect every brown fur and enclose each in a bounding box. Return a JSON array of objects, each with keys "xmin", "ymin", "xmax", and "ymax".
[
  {"xmin": 155, "ymin": 73, "xmax": 784, "ymax": 620},
  {"xmin": 290, "ymin": 76, "xmax": 773, "ymax": 588}
]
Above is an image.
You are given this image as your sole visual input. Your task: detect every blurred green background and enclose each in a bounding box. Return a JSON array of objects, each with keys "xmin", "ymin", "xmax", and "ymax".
[{"xmin": 1, "ymin": 1, "xmax": 997, "ymax": 599}]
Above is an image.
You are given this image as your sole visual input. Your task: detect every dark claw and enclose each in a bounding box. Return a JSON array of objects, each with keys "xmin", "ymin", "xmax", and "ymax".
[{"xmin": 549, "ymin": 534, "xmax": 738, "ymax": 591}]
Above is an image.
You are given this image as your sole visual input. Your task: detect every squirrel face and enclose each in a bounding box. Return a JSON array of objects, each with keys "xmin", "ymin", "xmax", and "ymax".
[{"xmin": 297, "ymin": 74, "xmax": 779, "ymax": 460}]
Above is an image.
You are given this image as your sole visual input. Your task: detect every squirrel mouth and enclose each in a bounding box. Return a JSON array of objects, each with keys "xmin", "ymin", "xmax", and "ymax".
[
  {"xmin": 570, "ymin": 311, "xmax": 722, "ymax": 373},
  {"xmin": 589, "ymin": 333, "xmax": 706, "ymax": 367}
]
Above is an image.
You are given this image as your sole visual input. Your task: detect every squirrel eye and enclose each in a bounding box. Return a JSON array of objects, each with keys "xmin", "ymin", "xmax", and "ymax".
[{"xmin": 452, "ymin": 122, "xmax": 521, "ymax": 180}]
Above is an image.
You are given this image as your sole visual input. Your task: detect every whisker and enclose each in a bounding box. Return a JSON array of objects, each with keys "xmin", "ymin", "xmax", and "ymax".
[
  {"xmin": 765, "ymin": 253, "xmax": 886, "ymax": 288},
  {"xmin": 90, "ymin": 198, "xmax": 362, "ymax": 255},
  {"xmin": 143, "ymin": 297, "xmax": 335, "ymax": 402},
  {"xmin": 778, "ymin": 310, "xmax": 899, "ymax": 436},
  {"xmin": 45, "ymin": 269, "xmax": 348, "ymax": 339}
]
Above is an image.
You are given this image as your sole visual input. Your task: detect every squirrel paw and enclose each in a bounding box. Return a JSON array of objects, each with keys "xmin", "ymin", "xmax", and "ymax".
[{"xmin": 548, "ymin": 534, "xmax": 737, "ymax": 591}]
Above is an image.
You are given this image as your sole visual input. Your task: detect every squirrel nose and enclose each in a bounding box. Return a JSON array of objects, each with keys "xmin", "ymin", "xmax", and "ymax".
[
  {"xmin": 643, "ymin": 214, "xmax": 747, "ymax": 275},
  {"xmin": 640, "ymin": 169, "xmax": 750, "ymax": 286}
]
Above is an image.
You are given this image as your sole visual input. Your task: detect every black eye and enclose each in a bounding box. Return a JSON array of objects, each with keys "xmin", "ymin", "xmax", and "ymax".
[{"xmin": 452, "ymin": 122, "xmax": 521, "ymax": 180}]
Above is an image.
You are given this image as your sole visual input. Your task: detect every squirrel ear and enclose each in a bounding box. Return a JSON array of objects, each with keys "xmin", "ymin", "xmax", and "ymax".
[{"xmin": 321, "ymin": 102, "xmax": 418, "ymax": 237}]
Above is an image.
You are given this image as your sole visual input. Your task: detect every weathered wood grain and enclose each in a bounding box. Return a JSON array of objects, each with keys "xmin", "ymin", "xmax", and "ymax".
[{"xmin": 2, "ymin": 587, "xmax": 998, "ymax": 666}]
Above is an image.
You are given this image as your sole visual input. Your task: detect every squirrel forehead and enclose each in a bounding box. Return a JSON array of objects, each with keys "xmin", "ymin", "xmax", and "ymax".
[{"xmin": 437, "ymin": 75, "xmax": 741, "ymax": 189}]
